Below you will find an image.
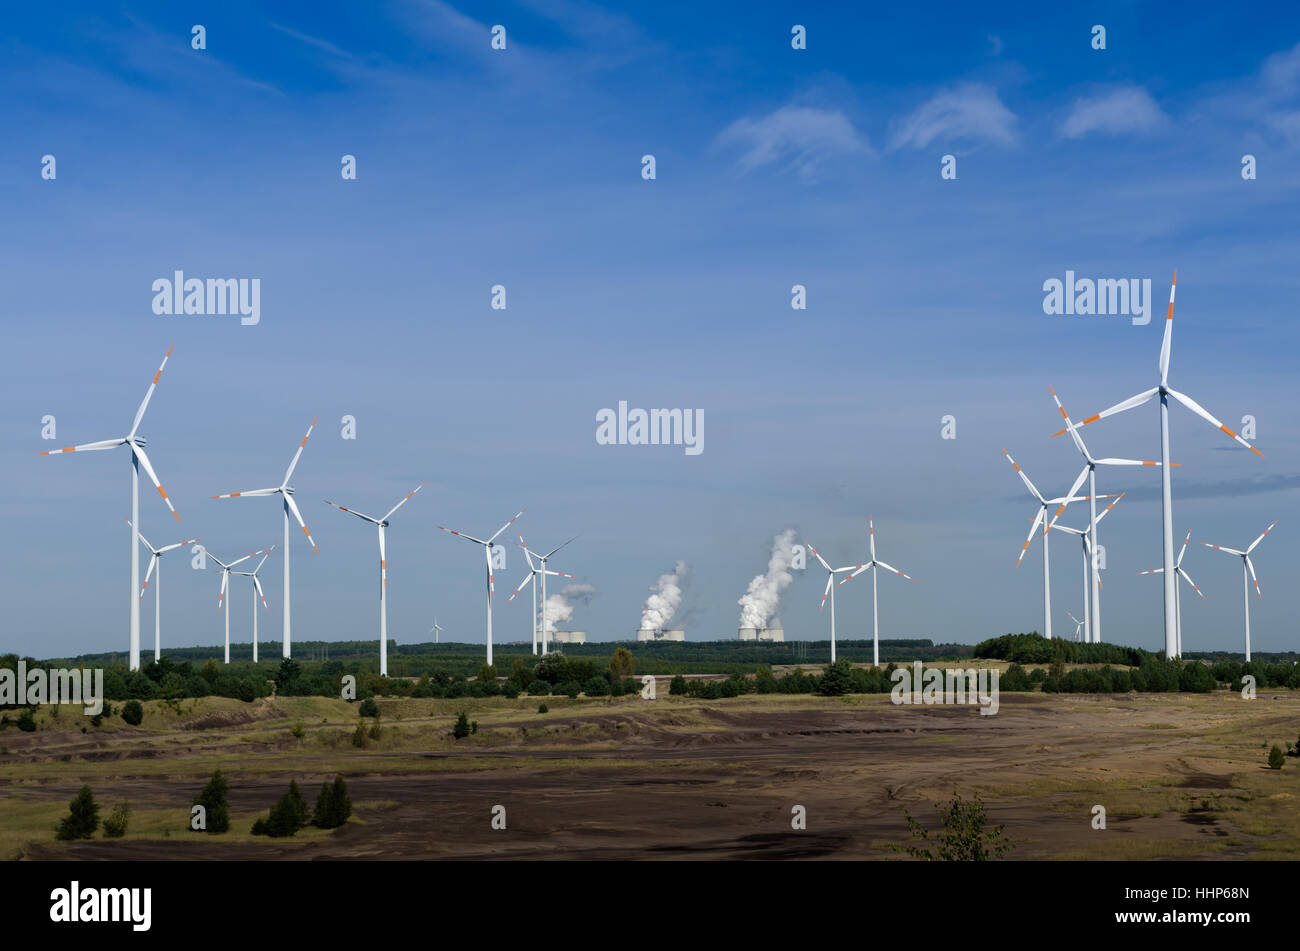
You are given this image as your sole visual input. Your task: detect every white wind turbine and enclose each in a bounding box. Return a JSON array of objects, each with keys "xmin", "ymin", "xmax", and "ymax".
[
  {"xmin": 510, "ymin": 533, "xmax": 577, "ymax": 655},
  {"xmin": 213, "ymin": 546, "xmax": 273, "ymax": 664},
  {"xmin": 125, "ymin": 518, "xmax": 199, "ymax": 664},
  {"xmin": 1054, "ymin": 273, "xmax": 1263, "ymax": 658},
  {"xmin": 323, "ymin": 481, "xmax": 428, "ymax": 677},
  {"xmin": 803, "ymin": 540, "xmax": 866, "ymax": 665},
  {"xmin": 1044, "ymin": 492, "xmax": 1124, "ymax": 643},
  {"xmin": 1049, "ymin": 387, "xmax": 1172, "ymax": 645},
  {"xmin": 40, "ymin": 348, "xmax": 181, "ymax": 671},
  {"xmin": 837, "ymin": 517, "xmax": 915, "ymax": 667},
  {"xmin": 437, "ymin": 509, "xmax": 526, "ymax": 667},
  {"xmin": 430, "ymin": 619, "xmax": 445, "ymax": 643},
  {"xmin": 1001, "ymin": 447, "xmax": 1097, "ymax": 640},
  {"xmin": 210, "ymin": 418, "xmax": 320, "ymax": 659},
  {"xmin": 1201, "ymin": 520, "xmax": 1276, "ymax": 662},
  {"xmin": 230, "ymin": 546, "xmax": 276, "ymax": 663},
  {"xmin": 1138, "ymin": 530, "xmax": 1205, "ymax": 658}
]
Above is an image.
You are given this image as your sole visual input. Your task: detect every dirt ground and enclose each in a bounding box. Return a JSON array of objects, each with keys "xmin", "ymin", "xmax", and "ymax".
[{"xmin": 5, "ymin": 690, "xmax": 1299, "ymax": 860}]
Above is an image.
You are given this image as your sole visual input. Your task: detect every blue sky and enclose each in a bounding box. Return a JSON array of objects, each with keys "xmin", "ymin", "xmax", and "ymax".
[{"xmin": 3, "ymin": 1, "xmax": 1298, "ymax": 659}]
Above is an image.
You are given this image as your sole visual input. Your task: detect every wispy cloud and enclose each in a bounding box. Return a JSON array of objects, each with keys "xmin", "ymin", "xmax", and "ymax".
[
  {"xmin": 268, "ymin": 22, "xmax": 357, "ymax": 61},
  {"xmin": 1061, "ymin": 85, "xmax": 1168, "ymax": 139},
  {"xmin": 889, "ymin": 83, "xmax": 1017, "ymax": 150},
  {"xmin": 715, "ymin": 105, "xmax": 873, "ymax": 181}
]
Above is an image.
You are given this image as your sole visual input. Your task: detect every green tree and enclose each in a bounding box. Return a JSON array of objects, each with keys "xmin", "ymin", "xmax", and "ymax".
[
  {"xmin": 608, "ymin": 648, "xmax": 634, "ymax": 679},
  {"xmin": 358, "ymin": 697, "xmax": 380, "ymax": 718},
  {"xmin": 313, "ymin": 776, "xmax": 352, "ymax": 829},
  {"xmin": 537, "ymin": 702, "xmax": 549, "ymax": 714},
  {"xmin": 56, "ymin": 785, "xmax": 100, "ymax": 840},
  {"xmin": 103, "ymin": 802, "xmax": 131, "ymax": 838},
  {"xmin": 121, "ymin": 699, "xmax": 144, "ymax": 726},
  {"xmin": 453, "ymin": 711, "xmax": 471, "ymax": 739},
  {"xmin": 1268, "ymin": 745, "xmax": 1286, "ymax": 769},
  {"xmin": 669, "ymin": 674, "xmax": 688, "ymax": 696},
  {"xmin": 275, "ymin": 657, "xmax": 301, "ymax": 690},
  {"xmin": 508, "ymin": 658, "xmax": 532, "ymax": 689},
  {"xmin": 16, "ymin": 709, "xmax": 36, "ymax": 732},
  {"xmin": 892, "ymin": 791, "xmax": 1009, "ymax": 861},
  {"xmin": 287, "ymin": 780, "xmax": 309, "ymax": 827},
  {"xmin": 194, "ymin": 769, "xmax": 231, "ymax": 834},
  {"xmin": 476, "ymin": 663, "xmax": 498, "ymax": 685},
  {"xmin": 817, "ymin": 659, "xmax": 853, "ymax": 696}
]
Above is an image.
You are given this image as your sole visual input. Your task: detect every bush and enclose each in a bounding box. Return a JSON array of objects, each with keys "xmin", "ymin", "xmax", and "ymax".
[
  {"xmin": 358, "ymin": 697, "xmax": 380, "ymax": 718},
  {"xmin": 669, "ymin": 675, "xmax": 688, "ymax": 696},
  {"xmin": 608, "ymin": 648, "xmax": 634, "ymax": 679},
  {"xmin": 1268, "ymin": 745, "xmax": 1286, "ymax": 770},
  {"xmin": 194, "ymin": 769, "xmax": 231, "ymax": 834},
  {"xmin": 559, "ymin": 681, "xmax": 581, "ymax": 699},
  {"xmin": 16, "ymin": 709, "xmax": 35, "ymax": 732},
  {"xmin": 103, "ymin": 802, "xmax": 130, "ymax": 838},
  {"xmin": 121, "ymin": 700, "xmax": 144, "ymax": 726},
  {"xmin": 253, "ymin": 790, "xmax": 305, "ymax": 838},
  {"xmin": 453, "ymin": 712, "xmax": 470, "ymax": 739},
  {"xmin": 351, "ymin": 719, "xmax": 370, "ymax": 748},
  {"xmin": 817, "ymin": 659, "xmax": 852, "ymax": 696},
  {"xmin": 583, "ymin": 676, "xmax": 609, "ymax": 697},
  {"xmin": 537, "ymin": 703, "xmax": 549, "ymax": 714},
  {"xmin": 290, "ymin": 719, "xmax": 305, "ymax": 739},
  {"xmin": 893, "ymin": 791, "xmax": 1009, "ymax": 861},
  {"xmin": 528, "ymin": 680, "xmax": 550, "ymax": 696},
  {"xmin": 312, "ymin": 776, "xmax": 352, "ymax": 829},
  {"xmin": 476, "ymin": 663, "xmax": 498, "ymax": 686},
  {"xmin": 56, "ymin": 785, "xmax": 100, "ymax": 840}
]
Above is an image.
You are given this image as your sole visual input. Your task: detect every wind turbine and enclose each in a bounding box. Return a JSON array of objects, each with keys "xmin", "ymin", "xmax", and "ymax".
[
  {"xmin": 40, "ymin": 348, "xmax": 181, "ymax": 670},
  {"xmin": 210, "ymin": 418, "xmax": 320, "ymax": 659},
  {"xmin": 1139, "ymin": 530, "xmax": 1205, "ymax": 658},
  {"xmin": 1045, "ymin": 492, "xmax": 1124, "ymax": 643},
  {"xmin": 1049, "ymin": 387, "xmax": 1171, "ymax": 645},
  {"xmin": 430, "ymin": 619, "xmax": 445, "ymax": 643},
  {"xmin": 1001, "ymin": 447, "xmax": 1099, "ymax": 640},
  {"xmin": 511, "ymin": 533, "xmax": 577, "ymax": 655},
  {"xmin": 1201, "ymin": 520, "xmax": 1276, "ymax": 662},
  {"xmin": 212, "ymin": 547, "xmax": 273, "ymax": 664},
  {"xmin": 230, "ymin": 546, "xmax": 276, "ymax": 663},
  {"xmin": 437, "ymin": 509, "xmax": 526, "ymax": 667},
  {"xmin": 125, "ymin": 518, "xmax": 199, "ymax": 664},
  {"xmin": 803, "ymin": 540, "xmax": 866, "ymax": 665},
  {"xmin": 323, "ymin": 481, "xmax": 428, "ymax": 677},
  {"xmin": 837, "ymin": 517, "xmax": 915, "ymax": 667},
  {"xmin": 1053, "ymin": 273, "xmax": 1263, "ymax": 657},
  {"xmin": 1067, "ymin": 612, "xmax": 1086, "ymax": 641}
]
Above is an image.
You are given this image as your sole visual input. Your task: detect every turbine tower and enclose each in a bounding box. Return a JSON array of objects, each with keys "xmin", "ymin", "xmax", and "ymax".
[
  {"xmin": 323, "ymin": 481, "xmax": 428, "ymax": 677},
  {"xmin": 212, "ymin": 547, "xmax": 273, "ymax": 664},
  {"xmin": 803, "ymin": 540, "xmax": 866, "ymax": 664},
  {"xmin": 437, "ymin": 509, "xmax": 525, "ymax": 667},
  {"xmin": 1045, "ymin": 492, "xmax": 1124, "ymax": 643},
  {"xmin": 430, "ymin": 619, "xmax": 445, "ymax": 643},
  {"xmin": 230, "ymin": 546, "xmax": 276, "ymax": 663},
  {"xmin": 1049, "ymin": 387, "xmax": 1170, "ymax": 644},
  {"xmin": 1054, "ymin": 273, "xmax": 1263, "ymax": 658},
  {"xmin": 210, "ymin": 418, "xmax": 320, "ymax": 659},
  {"xmin": 837, "ymin": 517, "xmax": 914, "ymax": 667},
  {"xmin": 39, "ymin": 348, "xmax": 181, "ymax": 670},
  {"xmin": 1000, "ymin": 447, "xmax": 1097, "ymax": 640},
  {"xmin": 1202, "ymin": 520, "xmax": 1276, "ymax": 662},
  {"xmin": 1139, "ymin": 530, "xmax": 1205, "ymax": 657},
  {"xmin": 126, "ymin": 518, "xmax": 199, "ymax": 664},
  {"xmin": 512, "ymin": 533, "xmax": 577, "ymax": 655}
]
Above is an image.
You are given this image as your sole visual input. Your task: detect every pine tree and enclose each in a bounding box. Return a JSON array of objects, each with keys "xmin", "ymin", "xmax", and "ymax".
[
  {"xmin": 194, "ymin": 769, "xmax": 231, "ymax": 834},
  {"xmin": 56, "ymin": 785, "xmax": 100, "ymax": 840}
]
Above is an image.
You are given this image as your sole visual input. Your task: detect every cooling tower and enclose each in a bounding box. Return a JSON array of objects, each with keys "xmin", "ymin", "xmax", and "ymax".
[{"xmin": 738, "ymin": 627, "xmax": 759, "ymax": 641}]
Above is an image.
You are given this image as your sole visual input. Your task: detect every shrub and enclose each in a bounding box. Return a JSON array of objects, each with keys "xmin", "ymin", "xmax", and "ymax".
[
  {"xmin": 358, "ymin": 697, "xmax": 380, "ymax": 718},
  {"xmin": 194, "ymin": 769, "xmax": 231, "ymax": 834},
  {"xmin": 312, "ymin": 776, "xmax": 352, "ymax": 829},
  {"xmin": 103, "ymin": 802, "xmax": 130, "ymax": 838},
  {"xmin": 669, "ymin": 675, "xmax": 688, "ymax": 696},
  {"xmin": 253, "ymin": 789, "xmax": 305, "ymax": 838},
  {"xmin": 290, "ymin": 719, "xmax": 305, "ymax": 739},
  {"xmin": 583, "ymin": 676, "xmax": 609, "ymax": 697},
  {"xmin": 608, "ymin": 648, "xmax": 634, "ymax": 679},
  {"xmin": 560, "ymin": 681, "xmax": 581, "ymax": 699},
  {"xmin": 56, "ymin": 785, "xmax": 100, "ymax": 840},
  {"xmin": 471, "ymin": 720, "xmax": 479, "ymax": 734},
  {"xmin": 528, "ymin": 680, "xmax": 550, "ymax": 696},
  {"xmin": 121, "ymin": 700, "xmax": 144, "ymax": 726},
  {"xmin": 351, "ymin": 719, "xmax": 370, "ymax": 748},
  {"xmin": 893, "ymin": 790, "xmax": 1009, "ymax": 861},
  {"xmin": 817, "ymin": 659, "xmax": 852, "ymax": 696},
  {"xmin": 17, "ymin": 709, "xmax": 36, "ymax": 732},
  {"xmin": 537, "ymin": 703, "xmax": 549, "ymax": 714},
  {"xmin": 453, "ymin": 712, "xmax": 470, "ymax": 739},
  {"xmin": 1268, "ymin": 745, "xmax": 1286, "ymax": 770}
]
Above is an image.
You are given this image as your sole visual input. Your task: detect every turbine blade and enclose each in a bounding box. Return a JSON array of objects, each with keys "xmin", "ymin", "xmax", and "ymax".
[
  {"xmin": 438, "ymin": 526, "xmax": 489, "ymax": 546},
  {"xmin": 1159, "ymin": 272, "xmax": 1175, "ymax": 386},
  {"xmin": 1001, "ymin": 448, "xmax": 1045, "ymax": 503},
  {"xmin": 156, "ymin": 537, "xmax": 201, "ymax": 554},
  {"xmin": 1166, "ymin": 387, "xmax": 1262, "ymax": 457},
  {"xmin": 805, "ymin": 541, "xmax": 832, "ymax": 572},
  {"xmin": 282, "ymin": 416, "xmax": 318, "ymax": 485},
  {"xmin": 1177, "ymin": 566, "xmax": 1206, "ymax": 600},
  {"xmin": 379, "ymin": 526, "xmax": 386, "ymax": 597},
  {"xmin": 1137, "ymin": 568, "xmax": 1164, "ymax": 575},
  {"xmin": 253, "ymin": 574, "xmax": 269, "ymax": 610},
  {"xmin": 487, "ymin": 509, "xmax": 527, "ymax": 545},
  {"xmin": 131, "ymin": 443, "xmax": 180, "ymax": 521},
  {"xmin": 1092, "ymin": 458, "xmax": 1172, "ymax": 467},
  {"xmin": 1175, "ymin": 530, "xmax": 1191, "ymax": 568},
  {"xmin": 210, "ymin": 488, "xmax": 278, "ymax": 499},
  {"xmin": 1049, "ymin": 387, "xmax": 1092, "ymax": 461},
  {"xmin": 128, "ymin": 346, "xmax": 173, "ymax": 439},
  {"xmin": 323, "ymin": 500, "xmax": 380, "ymax": 524},
  {"xmin": 837, "ymin": 564, "xmax": 871, "ymax": 587},
  {"xmin": 874, "ymin": 560, "xmax": 914, "ymax": 581},
  {"xmin": 868, "ymin": 515, "xmax": 876, "ymax": 561},
  {"xmin": 383, "ymin": 481, "xmax": 428, "ymax": 522},
  {"xmin": 1018, "ymin": 510, "xmax": 1045, "ymax": 566},
  {"xmin": 543, "ymin": 534, "xmax": 580, "ymax": 560},
  {"xmin": 139, "ymin": 554, "xmax": 159, "ymax": 600},
  {"xmin": 1048, "ymin": 466, "xmax": 1091, "ymax": 530},
  {"xmin": 507, "ymin": 572, "xmax": 534, "ymax": 602},
  {"xmin": 1200, "ymin": 542, "xmax": 1244, "ymax": 556},
  {"xmin": 39, "ymin": 437, "xmax": 127, "ymax": 455},
  {"xmin": 518, "ymin": 533, "xmax": 537, "ymax": 571},
  {"xmin": 1095, "ymin": 491, "xmax": 1125, "ymax": 525},
  {"xmin": 819, "ymin": 573, "xmax": 832, "ymax": 611},
  {"xmin": 218, "ymin": 571, "xmax": 228, "ymax": 612},
  {"xmin": 1246, "ymin": 556, "xmax": 1261, "ymax": 598},
  {"xmin": 1246, "ymin": 520, "xmax": 1277, "ymax": 553},
  {"xmin": 284, "ymin": 494, "xmax": 319, "ymax": 553},
  {"xmin": 1052, "ymin": 387, "xmax": 1159, "ymax": 437}
]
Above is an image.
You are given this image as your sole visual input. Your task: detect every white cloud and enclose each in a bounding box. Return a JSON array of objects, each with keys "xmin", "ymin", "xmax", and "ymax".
[
  {"xmin": 889, "ymin": 83, "xmax": 1017, "ymax": 150},
  {"xmin": 1061, "ymin": 85, "xmax": 1168, "ymax": 139},
  {"xmin": 716, "ymin": 105, "xmax": 873, "ymax": 180}
]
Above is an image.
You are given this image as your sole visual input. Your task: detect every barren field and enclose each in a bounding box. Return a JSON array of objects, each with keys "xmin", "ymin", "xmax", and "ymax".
[{"xmin": 3, "ymin": 689, "xmax": 1299, "ymax": 860}]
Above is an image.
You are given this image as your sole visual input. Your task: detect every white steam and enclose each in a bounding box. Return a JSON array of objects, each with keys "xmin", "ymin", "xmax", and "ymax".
[
  {"xmin": 640, "ymin": 560, "xmax": 689, "ymax": 630},
  {"xmin": 542, "ymin": 583, "xmax": 597, "ymax": 635},
  {"xmin": 737, "ymin": 528, "xmax": 797, "ymax": 629}
]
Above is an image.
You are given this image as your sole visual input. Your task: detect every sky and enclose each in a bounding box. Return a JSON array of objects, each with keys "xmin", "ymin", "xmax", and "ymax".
[{"xmin": 2, "ymin": 1, "xmax": 1298, "ymax": 660}]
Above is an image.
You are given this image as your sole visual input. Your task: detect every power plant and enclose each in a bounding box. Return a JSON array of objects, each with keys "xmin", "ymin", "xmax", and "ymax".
[
  {"xmin": 637, "ymin": 628, "xmax": 685, "ymax": 641},
  {"xmin": 738, "ymin": 626, "xmax": 784, "ymax": 642},
  {"xmin": 551, "ymin": 630, "xmax": 586, "ymax": 644}
]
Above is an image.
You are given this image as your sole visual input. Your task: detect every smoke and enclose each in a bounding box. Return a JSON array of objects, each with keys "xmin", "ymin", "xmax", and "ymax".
[
  {"xmin": 542, "ymin": 583, "xmax": 597, "ymax": 635},
  {"xmin": 737, "ymin": 528, "xmax": 797, "ymax": 629},
  {"xmin": 640, "ymin": 560, "xmax": 690, "ymax": 630}
]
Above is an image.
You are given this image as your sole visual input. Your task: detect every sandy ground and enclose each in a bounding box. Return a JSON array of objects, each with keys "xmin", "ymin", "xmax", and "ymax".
[{"xmin": 7, "ymin": 690, "xmax": 1299, "ymax": 860}]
